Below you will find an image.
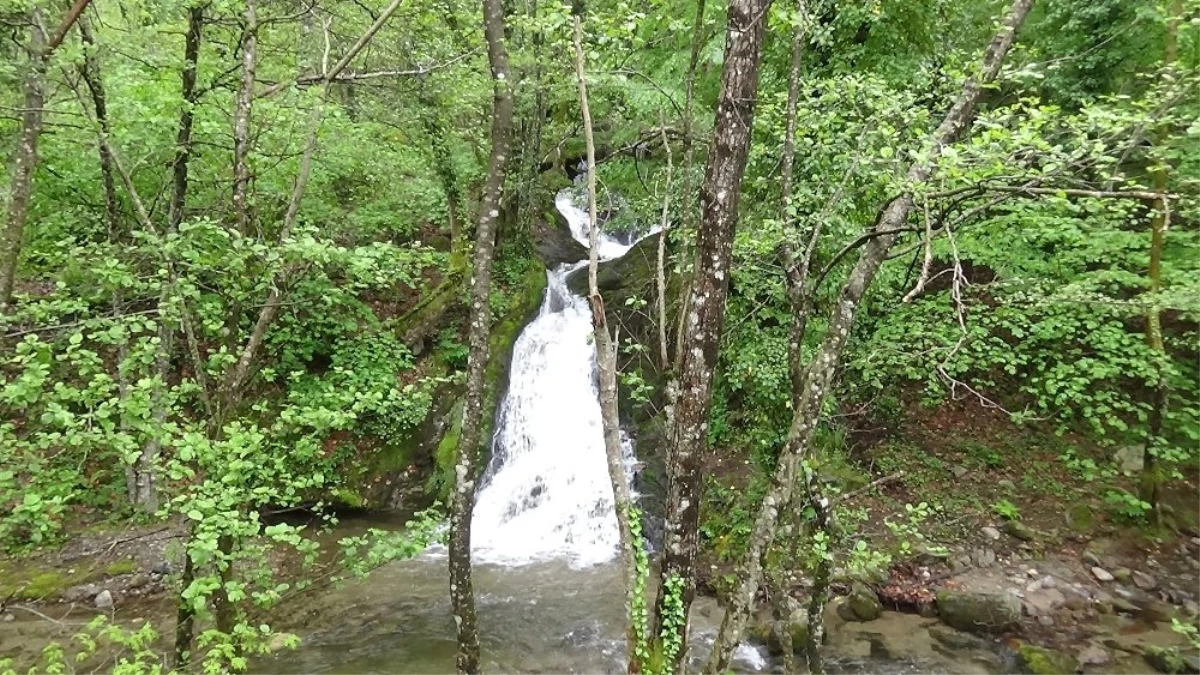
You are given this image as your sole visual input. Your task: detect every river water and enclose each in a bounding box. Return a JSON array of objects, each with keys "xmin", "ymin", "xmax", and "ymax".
[{"xmin": 256, "ymin": 190, "xmax": 1000, "ymax": 674}]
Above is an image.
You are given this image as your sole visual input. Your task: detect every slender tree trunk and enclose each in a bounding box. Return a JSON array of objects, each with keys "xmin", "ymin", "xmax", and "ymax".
[
  {"xmin": 1139, "ymin": 0, "xmax": 1180, "ymax": 521},
  {"xmin": 0, "ymin": 0, "xmax": 93, "ymax": 310},
  {"xmin": 448, "ymin": 0, "xmax": 514, "ymax": 670},
  {"xmin": 668, "ymin": 0, "xmax": 709, "ymax": 377},
  {"xmin": 78, "ymin": 16, "xmax": 146, "ymax": 510},
  {"xmin": 0, "ymin": 12, "xmax": 47, "ymax": 311},
  {"xmin": 572, "ymin": 8, "xmax": 642, "ymax": 671},
  {"xmin": 656, "ymin": 124, "xmax": 674, "ymax": 372},
  {"xmin": 654, "ymin": 0, "xmax": 773, "ymax": 669},
  {"xmin": 778, "ymin": 0, "xmax": 814, "ymax": 403},
  {"xmin": 232, "ymin": 0, "xmax": 257, "ymax": 235},
  {"xmin": 173, "ymin": 545, "xmax": 197, "ymax": 669},
  {"xmin": 706, "ymin": 2, "xmax": 1035, "ymax": 669}
]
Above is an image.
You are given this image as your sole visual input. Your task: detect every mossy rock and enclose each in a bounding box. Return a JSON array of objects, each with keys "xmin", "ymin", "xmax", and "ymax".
[
  {"xmin": 836, "ymin": 582, "xmax": 883, "ymax": 622},
  {"xmin": 936, "ymin": 590, "xmax": 1021, "ymax": 634},
  {"xmin": 1142, "ymin": 643, "xmax": 1190, "ymax": 667},
  {"xmin": 1065, "ymin": 503, "xmax": 1094, "ymax": 532},
  {"xmin": 1017, "ymin": 644, "xmax": 1079, "ymax": 674}
]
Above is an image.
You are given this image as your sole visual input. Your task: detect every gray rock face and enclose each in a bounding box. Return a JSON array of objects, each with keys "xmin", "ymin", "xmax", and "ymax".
[
  {"xmin": 531, "ymin": 208, "xmax": 587, "ymax": 266},
  {"xmin": 936, "ymin": 590, "xmax": 1021, "ymax": 634}
]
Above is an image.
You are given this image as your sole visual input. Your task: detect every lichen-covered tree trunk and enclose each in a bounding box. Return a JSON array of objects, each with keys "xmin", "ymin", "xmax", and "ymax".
[
  {"xmin": 705, "ymin": 1, "xmax": 1035, "ymax": 670},
  {"xmin": 653, "ymin": 0, "xmax": 773, "ymax": 668},
  {"xmin": 572, "ymin": 7, "xmax": 643, "ymax": 671},
  {"xmin": 448, "ymin": 0, "xmax": 513, "ymax": 670},
  {"xmin": 1139, "ymin": 0, "xmax": 1180, "ymax": 520}
]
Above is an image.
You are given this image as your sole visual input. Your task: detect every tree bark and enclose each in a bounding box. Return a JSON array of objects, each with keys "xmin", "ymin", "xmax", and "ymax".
[
  {"xmin": 1139, "ymin": 0, "xmax": 1179, "ymax": 519},
  {"xmin": 705, "ymin": 2, "xmax": 1035, "ymax": 670},
  {"xmin": 448, "ymin": 0, "xmax": 514, "ymax": 670},
  {"xmin": 654, "ymin": 0, "xmax": 773, "ymax": 669},
  {"xmin": 572, "ymin": 8, "xmax": 643, "ymax": 671},
  {"xmin": 232, "ymin": 0, "xmax": 257, "ymax": 235},
  {"xmin": 0, "ymin": 11, "xmax": 47, "ymax": 311}
]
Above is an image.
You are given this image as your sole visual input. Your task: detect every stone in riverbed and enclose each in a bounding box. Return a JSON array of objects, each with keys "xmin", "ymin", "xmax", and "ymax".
[
  {"xmin": 1091, "ymin": 567, "xmax": 1115, "ymax": 582},
  {"xmin": 981, "ymin": 526, "xmax": 1002, "ymax": 541},
  {"xmin": 935, "ymin": 590, "xmax": 1021, "ymax": 634},
  {"xmin": 1017, "ymin": 643, "xmax": 1079, "ymax": 675}
]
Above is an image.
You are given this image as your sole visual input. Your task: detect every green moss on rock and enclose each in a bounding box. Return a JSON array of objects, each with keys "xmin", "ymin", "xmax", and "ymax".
[{"xmin": 1017, "ymin": 643, "xmax": 1079, "ymax": 675}]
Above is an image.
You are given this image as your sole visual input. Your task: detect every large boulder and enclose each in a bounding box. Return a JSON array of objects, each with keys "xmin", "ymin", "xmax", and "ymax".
[{"xmin": 936, "ymin": 590, "xmax": 1021, "ymax": 634}]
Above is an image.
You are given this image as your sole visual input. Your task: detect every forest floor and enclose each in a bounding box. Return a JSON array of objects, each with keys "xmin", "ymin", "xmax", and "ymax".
[{"xmin": 701, "ymin": 395, "xmax": 1200, "ymax": 672}]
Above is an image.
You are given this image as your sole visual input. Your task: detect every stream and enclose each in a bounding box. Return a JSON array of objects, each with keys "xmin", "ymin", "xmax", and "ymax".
[{"xmin": 253, "ymin": 190, "xmax": 1185, "ymax": 674}]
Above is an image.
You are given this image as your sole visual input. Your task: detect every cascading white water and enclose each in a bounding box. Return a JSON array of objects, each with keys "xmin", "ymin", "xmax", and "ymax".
[{"xmin": 470, "ymin": 189, "xmax": 640, "ymax": 568}]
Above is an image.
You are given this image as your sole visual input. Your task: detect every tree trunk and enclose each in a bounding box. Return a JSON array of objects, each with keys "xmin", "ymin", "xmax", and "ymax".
[
  {"xmin": 654, "ymin": 0, "xmax": 773, "ymax": 669},
  {"xmin": 0, "ymin": 11, "xmax": 48, "ymax": 311},
  {"xmin": 705, "ymin": 2, "xmax": 1035, "ymax": 670},
  {"xmin": 1139, "ymin": 0, "xmax": 1179, "ymax": 520},
  {"xmin": 232, "ymin": 0, "xmax": 257, "ymax": 236},
  {"xmin": 448, "ymin": 0, "xmax": 514, "ymax": 670},
  {"xmin": 572, "ymin": 8, "xmax": 643, "ymax": 671},
  {"xmin": 0, "ymin": 0, "xmax": 93, "ymax": 310}
]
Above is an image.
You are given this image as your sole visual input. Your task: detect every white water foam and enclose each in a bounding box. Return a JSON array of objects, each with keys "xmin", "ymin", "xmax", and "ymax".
[{"xmin": 470, "ymin": 188, "xmax": 643, "ymax": 568}]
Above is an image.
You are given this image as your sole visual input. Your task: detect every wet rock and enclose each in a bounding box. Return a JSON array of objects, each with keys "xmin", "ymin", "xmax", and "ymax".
[
  {"xmin": 753, "ymin": 606, "xmax": 810, "ymax": 656},
  {"xmin": 1132, "ymin": 570, "xmax": 1158, "ymax": 591},
  {"xmin": 936, "ymin": 590, "xmax": 1021, "ymax": 634},
  {"xmin": 836, "ymin": 583, "xmax": 882, "ymax": 622},
  {"xmin": 1091, "ymin": 567, "xmax": 1115, "ymax": 582},
  {"xmin": 1024, "ymin": 588, "xmax": 1066, "ymax": 617},
  {"xmin": 62, "ymin": 583, "xmax": 100, "ymax": 604},
  {"xmin": 532, "ymin": 207, "xmax": 588, "ymax": 266},
  {"xmin": 928, "ymin": 624, "xmax": 989, "ymax": 651},
  {"xmin": 982, "ymin": 526, "xmax": 1002, "ymax": 541},
  {"xmin": 1078, "ymin": 645, "xmax": 1110, "ymax": 667},
  {"xmin": 1017, "ymin": 643, "xmax": 1079, "ymax": 674},
  {"xmin": 94, "ymin": 589, "xmax": 113, "ymax": 609}
]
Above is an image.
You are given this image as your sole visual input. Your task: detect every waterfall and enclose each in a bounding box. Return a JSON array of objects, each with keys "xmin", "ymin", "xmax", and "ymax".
[{"xmin": 470, "ymin": 189, "xmax": 641, "ymax": 568}]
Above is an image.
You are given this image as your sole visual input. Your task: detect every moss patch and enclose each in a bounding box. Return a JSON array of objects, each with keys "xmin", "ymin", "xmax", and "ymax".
[
  {"xmin": 0, "ymin": 565, "xmax": 96, "ymax": 601},
  {"xmin": 104, "ymin": 559, "xmax": 135, "ymax": 576},
  {"xmin": 1017, "ymin": 643, "xmax": 1079, "ymax": 674}
]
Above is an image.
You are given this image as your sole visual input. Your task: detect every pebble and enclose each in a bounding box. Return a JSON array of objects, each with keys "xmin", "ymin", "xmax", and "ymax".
[
  {"xmin": 1026, "ymin": 568, "xmax": 1039, "ymax": 577},
  {"xmin": 94, "ymin": 590, "xmax": 113, "ymax": 610},
  {"xmin": 1091, "ymin": 567, "xmax": 1115, "ymax": 582},
  {"xmin": 981, "ymin": 526, "xmax": 1001, "ymax": 541},
  {"xmin": 1042, "ymin": 576, "xmax": 1056, "ymax": 589},
  {"xmin": 1083, "ymin": 552, "xmax": 1103, "ymax": 567},
  {"xmin": 1037, "ymin": 615, "xmax": 1054, "ymax": 627}
]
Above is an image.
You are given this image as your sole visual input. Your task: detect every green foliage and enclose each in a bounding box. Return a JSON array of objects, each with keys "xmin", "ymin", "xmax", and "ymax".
[
  {"xmin": 1103, "ymin": 488, "xmax": 1153, "ymax": 523},
  {"xmin": 991, "ymin": 499, "xmax": 1022, "ymax": 521}
]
